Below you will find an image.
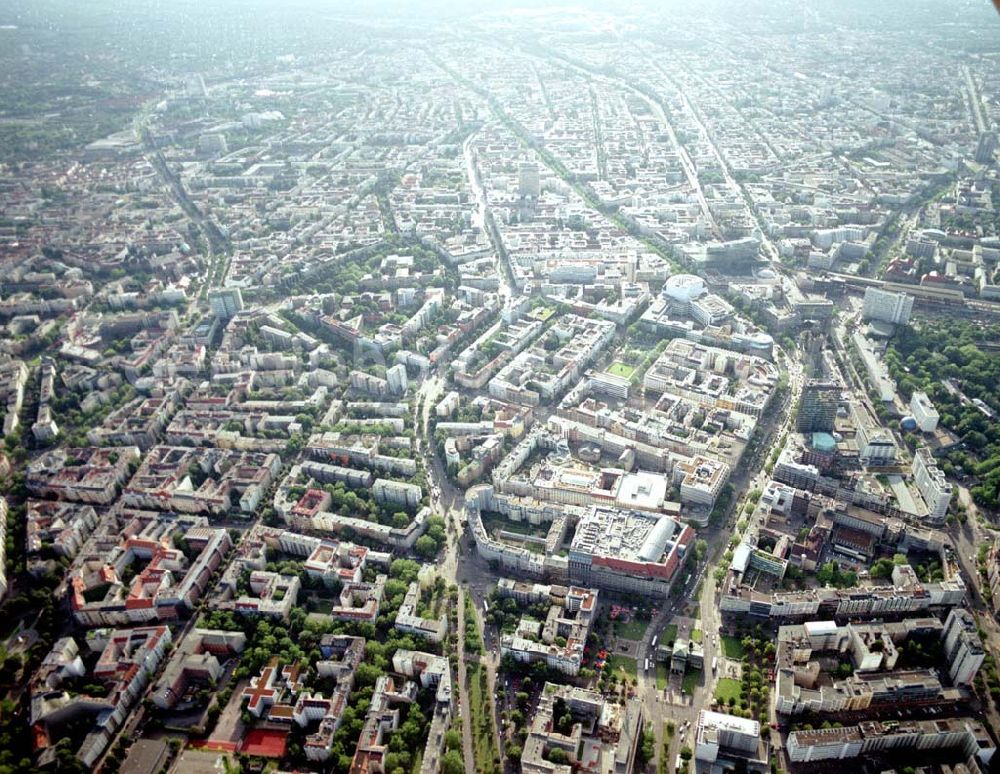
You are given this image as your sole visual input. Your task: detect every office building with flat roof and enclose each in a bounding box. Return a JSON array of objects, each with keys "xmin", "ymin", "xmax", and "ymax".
[
  {"xmin": 862, "ymin": 287, "xmax": 913, "ymax": 325},
  {"xmin": 695, "ymin": 710, "xmax": 760, "ymax": 762},
  {"xmin": 208, "ymin": 288, "xmax": 244, "ymax": 320},
  {"xmin": 797, "ymin": 379, "xmax": 839, "ymax": 433}
]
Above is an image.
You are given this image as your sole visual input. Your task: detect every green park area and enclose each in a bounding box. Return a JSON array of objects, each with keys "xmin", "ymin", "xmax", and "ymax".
[
  {"xmin": 721, "ymin": 635, "xmax": 746, "ymax": 659},
  {"xmin": 605, "ymin": 654, "xmax": 638, "ymax": 680},
  {"xmin": 527, "ymin": 306, "xmax": 555, "ymax": 322},
  {"xmin": 882, "ymin": 319, "xmax": 1000, "ymax": 511},
  {"xmin": 682, "ymin": 669, "xmax": 703, "ymax": 695},
  {"xmin": 468, "ymin": 662, "xmax": 499, "ymax": 772},
  {"xmin": 656, "ymin": 662, "xmax": 669, "ymax": 690},
  {"xmin": 606, "ymin": 361, "xmax": 636, "ymax": 379},
  {"xmin": 614, "ymin": 619, "xmax": 648, "ymax": 641},
  {"xmin": 714, "ymin": 677, "xmax": 742, "ymax": 704}
]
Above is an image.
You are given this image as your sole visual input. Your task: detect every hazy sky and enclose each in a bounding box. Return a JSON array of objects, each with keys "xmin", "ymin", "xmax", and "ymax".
[{"xmin": 1, "ymin": 0, "xmax": 997, "ymax": 25}]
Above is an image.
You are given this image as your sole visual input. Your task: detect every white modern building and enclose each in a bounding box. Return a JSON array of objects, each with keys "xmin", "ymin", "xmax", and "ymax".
[
  {"xmin": 857, "ymin": 426, "xmax": 897, "ymax": 464},
  {"xmin": 373, "ymin": 479, "xmax": 422, "ymax": 509},
  {"xmin": 862, "ymin": 287, "xmax": 913, "ymax": 325},
  {"xmin": 787, "ymin": 718, "xmax": 994, "ymax": 766},
  {"xmin": 518, "ymin": 162, "xmax": 540, "ymax": 198},
  {"xmin": 913, "ymin": 447, "xmax": 952, "ymax": 523},
  {"xmin": 661, "ymin": 274, "xmax": 706, "ymax": 305},
  {"xmin": 435, "ymin": 391, "xmax": 460, "ymax": 418},
  {"xmin": 851, "ymin": 332, "xmax": 897, "ymax": 403},
  {"xmin": 690, "ymin": 294, "xmax": 735, "ymax": 326},
  {"xmin": 787, "ymin": 727, "xmax": 864, "ymax": 762},
  {"xmin": 386, "ymin": 363, "xmax": 408, "ymax": 396},
  {"xmin": 695, "ymin": 710, "xmax": 760, "ymax": 762},
  {"xmin": 942, "ymin": 608, "xmax": 985, "ymax": 687},
  {"xmin": 910, "ymin": 391, "xmax": 940, "ymax": 433}
]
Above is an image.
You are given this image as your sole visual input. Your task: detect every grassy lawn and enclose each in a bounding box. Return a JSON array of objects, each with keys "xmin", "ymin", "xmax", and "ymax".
[
  {"xmin": 464, "ymin": 594, "xmax": 484, "ymax": 654},
  {"xmin": 656, "ymin": 662, "xmax": 669, "ymax": 690},
  {"xmin": 682, "ymin": 669, "xmax": 703, "ymax": 695},
  {"xmin": 660, "ymin": 724, "xmax": 674, "ymax": 774},
  {"xmin": 614, "ymin": 619, "xmax": 648, "ymax": 641},
  {"xmin": 467, "ymin": 663, "xmax": 499, "ymax": 772},
  {"xmin": 659, "ymin": 624, "xmax": 678, "ymax": 645},
  {"xmin": 607, "ymin": 361, "xmax": 636, "ymax": 379},
  {"xmin": 605, "ymin": 654, "xmax": 638, "ymax": 680},
  {"xmin": 480, "ymin": 512, "xmax": 546, "ymax": 537},
  {"xmin": 429, "ymin": 587, "xmax": 444, "ymax": 617},
  {"xmin": 721, "ymin": 635, "xmax": 746, "ymax": 660},
  {"xmin": 690, "ymin": 629, "xmax": 702, "ymax": 643},
  {"xmin": 714, "ymin": 677, "xmax": 743, "ymax": 704}
]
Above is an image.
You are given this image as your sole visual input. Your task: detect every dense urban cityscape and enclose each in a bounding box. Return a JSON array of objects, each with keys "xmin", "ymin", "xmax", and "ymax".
[{"xmin": 1, "ymin": 1, "xmax": 1000, "ymax": 772}]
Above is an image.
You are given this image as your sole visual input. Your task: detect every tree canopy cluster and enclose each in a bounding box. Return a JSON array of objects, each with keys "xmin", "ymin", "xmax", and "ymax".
[{"xmin": 886, "ymin": 320, "xmax": 1000, "ymax": 509}]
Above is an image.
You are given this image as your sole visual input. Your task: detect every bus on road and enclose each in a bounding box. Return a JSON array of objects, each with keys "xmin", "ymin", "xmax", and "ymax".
[{"xmin": 711, "ymin": 656, "xmax": 718, "ymax": 673}]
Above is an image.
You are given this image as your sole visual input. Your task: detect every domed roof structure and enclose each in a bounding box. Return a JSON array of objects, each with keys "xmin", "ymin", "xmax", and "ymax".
[
  {"xmin": 661, "ymin": 274, "xmax": 706, "ymax": 303},
  {"xmin": 811, "ymin": 432, "xmax": 837, "ymax": 453}
]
